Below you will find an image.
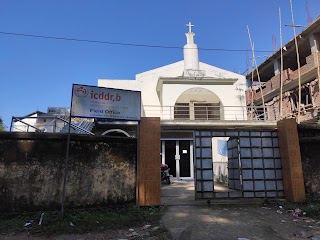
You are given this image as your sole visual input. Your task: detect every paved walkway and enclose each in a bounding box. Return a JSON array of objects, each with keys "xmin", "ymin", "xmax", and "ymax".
[
  {"xmin": 160, "ymin": 180, "xmax": 320, "ymax": 240},
  {"xmin": 161, "ymin": 179, "xmax": 198, "ymax": 206}
]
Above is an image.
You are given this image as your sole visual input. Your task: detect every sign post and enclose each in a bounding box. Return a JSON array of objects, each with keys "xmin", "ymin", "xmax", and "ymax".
[{"xmin": 61, "ymin": 109, "xmax": 71, "ymax": 215}]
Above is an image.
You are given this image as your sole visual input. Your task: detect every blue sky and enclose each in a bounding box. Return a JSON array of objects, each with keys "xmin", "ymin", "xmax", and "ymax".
[{"xmin": 1, "ymin": 0, "xmax": 320, "ymax": 129}]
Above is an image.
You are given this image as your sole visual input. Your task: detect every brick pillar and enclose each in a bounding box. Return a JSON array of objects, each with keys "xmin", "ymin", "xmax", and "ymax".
[
  {"xmin": 137, "ymin": 117, "xmax": 161, "ymax": 206},
  {"xmin": 277, "ymin": 119, "xmax": 305, "ymax": 202}
]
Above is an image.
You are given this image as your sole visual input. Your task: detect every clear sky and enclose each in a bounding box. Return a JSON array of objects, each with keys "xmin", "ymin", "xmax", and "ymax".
[{"xmin": 1, "ymin": 0, "xmax": 320, "ymax": 129}]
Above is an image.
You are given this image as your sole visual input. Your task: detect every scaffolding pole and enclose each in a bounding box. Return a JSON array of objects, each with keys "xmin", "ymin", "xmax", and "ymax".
[
  {"xmin": 290, "ymin": 0, "xmax": 302, "ymax": 124},
  {"xmin": 279, "ymin": 7, "xmax": 284, "ymax": 119},
  {"xmin": 247, "ymin": 25, "xmax": 266, "ymax": 120}
]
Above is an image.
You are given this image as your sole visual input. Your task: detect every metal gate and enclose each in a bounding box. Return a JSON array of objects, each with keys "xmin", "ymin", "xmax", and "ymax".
[
  {"xmin": 194, "ymin": 130, "xmax": 284, "ymax": 199},
  {"xmin": 226, "ymin": 138, "xmax": 242, "ymax": 197}
]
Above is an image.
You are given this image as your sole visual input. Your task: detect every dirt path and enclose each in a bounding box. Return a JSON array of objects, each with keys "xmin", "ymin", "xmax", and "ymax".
[
  {"xmin": 161, "ymin": 180, "xmax": 320, "ymax": 240},
  {"xmin": 162, "ymin": 204, "xmax": 320, "ymax": 240}
]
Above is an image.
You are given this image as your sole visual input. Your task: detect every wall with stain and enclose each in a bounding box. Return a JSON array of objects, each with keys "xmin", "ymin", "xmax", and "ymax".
[
  {"xmin": 0, "ymin": 132, "xmax": 136, "ymax": 212},
  {"xmin": 299, "ymin": 126, "xmax": 320, "ymax": 197},
  {"xmin": 300, "ymin": 140, "xmax": 320, "ymax": 196}
]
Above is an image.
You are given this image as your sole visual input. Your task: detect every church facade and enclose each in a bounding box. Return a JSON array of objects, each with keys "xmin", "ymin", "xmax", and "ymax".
[{"xmin": 98, "ymin": 23, "xmax": 247, "ymax": 180}]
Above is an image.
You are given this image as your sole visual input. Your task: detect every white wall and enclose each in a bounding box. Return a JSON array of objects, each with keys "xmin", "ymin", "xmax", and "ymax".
[
  {"xmin": 98, "ymin": 60, "xmax": 247, "ymax": 120},
  {"xmin": 97, "ymin": 79, "xmax": 141, "ymax": 92},
  {"xmin": 12, "ymin": 115, "xmax": 38, "ymax": 132},
  {"xmin": 137, "ymin": 61, "xmax": 185, "ymax": 106}
]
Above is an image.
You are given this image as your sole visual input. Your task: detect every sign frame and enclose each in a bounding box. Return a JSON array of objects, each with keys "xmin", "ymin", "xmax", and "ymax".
[{"xmin": 70, "ymin": 84, "xmax": 141, "ymax": 121}]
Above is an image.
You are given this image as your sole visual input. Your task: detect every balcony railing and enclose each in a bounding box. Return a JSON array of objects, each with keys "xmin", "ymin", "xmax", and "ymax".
[
  {"xmin": 143, "ymin": 105, "xmax": 277, "ymax": 121},
  {"xmin": 10, "ymin": 105, "xmax": 278, "ymax": 134}
]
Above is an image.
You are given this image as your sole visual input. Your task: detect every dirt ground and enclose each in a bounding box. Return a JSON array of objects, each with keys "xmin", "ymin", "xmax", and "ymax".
[
  {"xmin": 0, "ymin": 223, "xmax": 170, "ymax": 240},
  {"xmin": 2, "ymin": 180, "xmax": 320, "ymax": 240},
  {"xmin": 162, "ymin": 204, "xmax": 320, "ymax": 240},
  {"xmin": 2, "ymin": 205, "xmax": 320, "ymax": 240},
  {"xmin": 161, "ymin": 180, "xmax": 320, "ymax": 240}
]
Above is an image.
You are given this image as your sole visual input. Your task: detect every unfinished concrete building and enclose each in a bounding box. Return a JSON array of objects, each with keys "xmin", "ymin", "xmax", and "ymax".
[{"xmin": 246, "ymin": 17, "xmax": 320, "ymax": 123}]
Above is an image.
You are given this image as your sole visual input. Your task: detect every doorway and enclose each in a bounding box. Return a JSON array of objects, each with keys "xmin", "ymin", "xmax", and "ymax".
[{"xmin": 161, "ymin": 140, "xmax": 194, "ymax": 180}]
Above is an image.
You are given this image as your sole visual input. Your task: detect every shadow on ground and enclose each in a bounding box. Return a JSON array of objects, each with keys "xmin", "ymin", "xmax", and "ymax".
[{"xmin": 161, "ymin": 179, "xmax": 320, "ymax": 240}]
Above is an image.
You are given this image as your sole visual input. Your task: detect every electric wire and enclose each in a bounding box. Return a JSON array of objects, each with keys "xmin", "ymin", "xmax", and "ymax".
[{"xmin": 0, "ymin": 31, "xmax": 274, "ymax": 53}]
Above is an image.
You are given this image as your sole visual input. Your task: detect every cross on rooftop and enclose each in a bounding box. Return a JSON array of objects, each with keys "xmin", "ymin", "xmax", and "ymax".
[{"xmin": 186, "ymin": 22, "xmax": 194, "ymax": 33}]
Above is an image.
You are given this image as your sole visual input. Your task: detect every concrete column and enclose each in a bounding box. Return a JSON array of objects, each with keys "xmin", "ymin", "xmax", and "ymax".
[
  {"xmin": 190, "ymin": 103, "xmax": 195, "ymax": 120},
  {"xmin": 273, "ymin": 58, "xmax": 280, "ymax": 75},
  {"xmin": 277, "ymin": 119, "xmax": 305, "ymax": 202},
  {"xmin": 309, "ymin": 32, "xmax": 319, "ymax": 53}
]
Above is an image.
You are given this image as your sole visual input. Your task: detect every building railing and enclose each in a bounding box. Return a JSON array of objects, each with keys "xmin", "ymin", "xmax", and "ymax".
[
  {"xmin": 10, "ymin": 105, "xmax": 279, "ymax": 134},
  {"xmin": 10, "ymin": 116, "xmax": 94, "ymax": 135},
  {"xmin": 143, "ymin": 105, "xmax": 278, "ymax": 121}
]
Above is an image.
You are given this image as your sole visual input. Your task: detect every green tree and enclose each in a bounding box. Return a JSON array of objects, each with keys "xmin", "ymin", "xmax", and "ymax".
[{"xmin": 0, "ymin": 117, "xmax": 5, "ymax": 131}]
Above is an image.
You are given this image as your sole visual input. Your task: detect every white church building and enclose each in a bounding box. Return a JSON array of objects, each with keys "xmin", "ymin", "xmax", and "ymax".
[{"xmin": 98, "ymin": 23, "xmax": 247, "ymax": 180}]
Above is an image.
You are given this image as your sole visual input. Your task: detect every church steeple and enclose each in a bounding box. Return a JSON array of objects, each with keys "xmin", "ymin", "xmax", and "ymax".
[{"xmin": 184, "ymin": 22, "xmax": 199, "ymax": 75}]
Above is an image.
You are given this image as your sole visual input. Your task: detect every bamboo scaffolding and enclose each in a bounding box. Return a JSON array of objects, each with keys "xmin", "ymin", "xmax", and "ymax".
[
  {"xmin": 246, "ymin": 50, "xmax": 255, "ymax": 120},
  {"xmin": 290, "ymin": 0, "xmax": 302, "ymax": 124},
  {"xmin": 314, "ymin": 37, "xmax": 320, "ymax": 92},
  {"xmin": 247, "ymin": 25, "xmax": 266, "ymax": 120},
  {"xmin": 251, "ymin": 69, "xmax": 254, "ymax": 119},
  {"xmin": 279, "ymin": 7, "xmax": 284, "ymax": 119}
]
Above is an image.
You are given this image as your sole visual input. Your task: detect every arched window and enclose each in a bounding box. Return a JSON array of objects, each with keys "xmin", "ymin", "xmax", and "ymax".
[{"xmin": 174, "ymin": 88, "xmax": 221, "ymax": 120}]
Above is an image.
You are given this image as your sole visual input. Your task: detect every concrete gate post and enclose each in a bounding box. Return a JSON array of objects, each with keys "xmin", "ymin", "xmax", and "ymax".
[
  {"xmin": 136, "ymin": 117, "xmax": 161, "ymax": 206},
  {"xmin": 277, "ymin": 119, "xmax": 305, "ymax": 202}
]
